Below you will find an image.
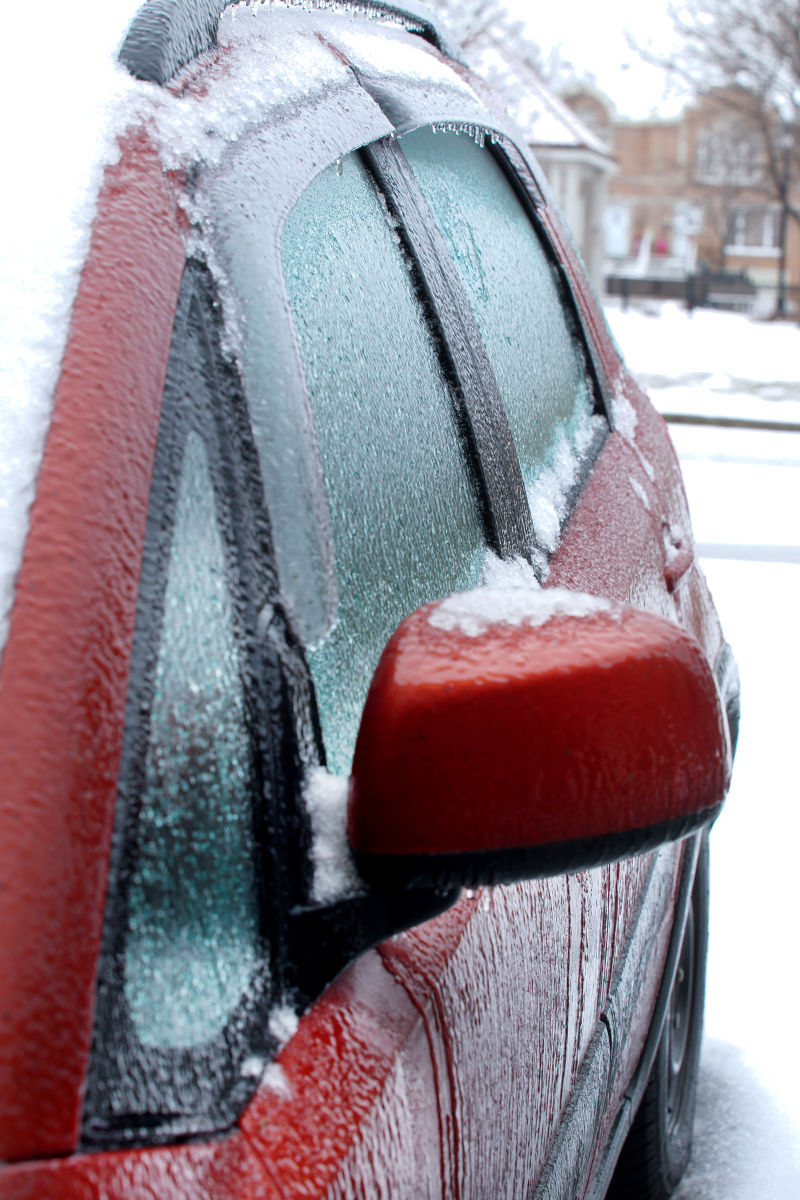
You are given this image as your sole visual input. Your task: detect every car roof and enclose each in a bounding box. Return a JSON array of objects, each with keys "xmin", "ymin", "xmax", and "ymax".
[{"xmin": 120, "ymin": 0, "xmax": 463, "ymax": 84}]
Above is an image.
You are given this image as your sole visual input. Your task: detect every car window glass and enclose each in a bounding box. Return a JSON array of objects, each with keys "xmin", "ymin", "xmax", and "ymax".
[
  {"xmin": 281, "ymin": 152, "xmax": 486, "ymax": 774},
  {"xmin": 125, "ymin": 429, "xmax": 260, "ymax": 1049},
  {"xmin": 400, "ymin": 127, "xmax": 601, "ymax": 552}
]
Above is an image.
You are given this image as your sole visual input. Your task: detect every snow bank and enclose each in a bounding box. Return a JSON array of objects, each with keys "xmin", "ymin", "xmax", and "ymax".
[
  {"xmin": 673, "ymin": 1038, "xmax": 800, "ymax": 1199},
  {"xmin": 606, "ymin": 301, "xmax": 800, "ymax": 423},
  {"xmin": 606, "ymin": 301, "xmax": 800, "ymax": 386}
]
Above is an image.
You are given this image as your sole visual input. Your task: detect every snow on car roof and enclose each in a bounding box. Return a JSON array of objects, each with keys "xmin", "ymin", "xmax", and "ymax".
[{"xmin": 0, "ymin": 0, "xmax": 149, "ymax": 655}]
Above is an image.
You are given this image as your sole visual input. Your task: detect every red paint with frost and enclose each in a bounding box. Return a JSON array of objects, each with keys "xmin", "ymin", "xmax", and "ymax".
[
  {"xmin": 0, "ymin": 131, "xmax": 185, "ymax": 1162},
  {"xmin": 0, "ymin": 1134, "xmax": 275, "ymax": 1200},
  {"xmin": 241, "ymin": 951, "xmax": 442, "ymax": 1195},
  {"xmin": 348, "ymin": 602, "xmax": 729, "ymax": 857}
]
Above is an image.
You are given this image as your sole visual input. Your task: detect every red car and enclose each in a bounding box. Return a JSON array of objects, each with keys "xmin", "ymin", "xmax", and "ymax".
[{"xmin": 0, "ymin": 2, "xmax": 738, "ymax": 1198}]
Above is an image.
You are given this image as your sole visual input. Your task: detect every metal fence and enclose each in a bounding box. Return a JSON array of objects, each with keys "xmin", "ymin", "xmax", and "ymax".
[{"xmin": 606, "ymin": 272, "xmax": 800, "ymax": 320}]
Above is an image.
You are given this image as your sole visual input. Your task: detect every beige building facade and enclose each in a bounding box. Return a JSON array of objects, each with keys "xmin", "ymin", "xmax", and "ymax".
[{"xmin": 565, "ymin": 89, "xmax": 800, "ymax": 306}]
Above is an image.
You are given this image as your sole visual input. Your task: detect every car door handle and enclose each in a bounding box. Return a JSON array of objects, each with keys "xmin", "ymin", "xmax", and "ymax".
[{"xmin": 663, "ymin": 525, "xmax": 694, "ymax": 592}]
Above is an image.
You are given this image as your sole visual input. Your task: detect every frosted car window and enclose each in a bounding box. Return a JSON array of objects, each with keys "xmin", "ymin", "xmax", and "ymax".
[
  {"xmin": 125, "ymin": 430, "xmax": 260, "ymax": 1049},
  {"xmin": 282, "ymin": 153, "xmax": 485, "ymax": 774},
  {"xmin": 400, "ymin": 128, "xmax": 600, "ymax": 552}
]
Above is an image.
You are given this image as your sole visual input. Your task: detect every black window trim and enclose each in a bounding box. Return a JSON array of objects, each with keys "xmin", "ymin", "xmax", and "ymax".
[
  {"xmin": 361, "ymin": 128, "xmax": 611, "ymax": 565},
  {"xmin": 361, "ymin": 136, "xmax": 535, "ymax": 562},
  {"xmin": 82, "ymin": 259, "xmax": 319, "ymax": 1150}
]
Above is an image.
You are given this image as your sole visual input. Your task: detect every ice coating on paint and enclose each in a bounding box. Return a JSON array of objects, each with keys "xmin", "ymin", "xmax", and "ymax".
[
  {"xmin": 229, "ymin": 0, "xmax": 429, "ymax": 39},
  {"xmin": 160, "ymin": 11, "xmax": 348, "ymax": 171},
  {"xmin": 611, "ymin": 384, "xmax": 638, "ymax": 442},
  {"xmin": 271, "ymin": 7, "xmax": 457, "ymax": 82},
  {"xmin": 629, "ymin": 475, "xmax": 651, "ymax": 510},
  {"xmin": 303, "ymin": 766, "xmax": 363, "ymax": 903},
  {"xmin": 639, "ymin": 449, "xmax": 657, "ymax": 481},
  {"xmin": 429, "ymin": 584, "xmax": 612, "ymax": 638},
  {"xmin": 663, "ymin": 521, "xmax": 690, "ymax": 567},
  {"xmin": 609, "ymin": 384, "xmax": 657, "ymax": 482}
]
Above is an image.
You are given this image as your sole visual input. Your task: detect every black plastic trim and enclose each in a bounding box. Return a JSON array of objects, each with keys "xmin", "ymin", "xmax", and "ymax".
[
  {"xmin": 285, "ymin": 886, "xmax": 458, "ymax": 1008},
  {"xmin": 353, "ymin": 805, "xmax": 723, "ymax": 892},
  {"xmin": 120, "ymin": 0, "xmax": 464, "ymax": 84},
  {"xmin": 363, "ymin": 137, "xmax": 535, "ymax": 561},
  {"xmin": 82, "ymin": 260, "xmax": 314, "ymax": 1149}
]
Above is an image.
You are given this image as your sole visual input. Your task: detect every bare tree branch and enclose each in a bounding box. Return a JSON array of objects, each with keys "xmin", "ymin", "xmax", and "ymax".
[
  {"xmin": 635, "ymin": 0, "xmax": 800, "ymax": 211},
  {"xmin": 422, "ymin": 0, "xmax": 578, "ymax": 87}
]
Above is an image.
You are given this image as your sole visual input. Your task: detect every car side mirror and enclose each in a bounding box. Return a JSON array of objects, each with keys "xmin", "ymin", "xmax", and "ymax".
[{"xmin": 348, "ymin": 588, "xmax": 731, "ymax": 890}]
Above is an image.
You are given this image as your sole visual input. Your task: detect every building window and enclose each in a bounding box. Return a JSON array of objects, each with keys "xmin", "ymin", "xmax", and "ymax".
[
  {"xmin": 726, "ymin": 205, "xmax": 781, "ymax": 253},
  {"xmin": 695, "ymin": 126, "xmax": 763, "ymax": 186}
]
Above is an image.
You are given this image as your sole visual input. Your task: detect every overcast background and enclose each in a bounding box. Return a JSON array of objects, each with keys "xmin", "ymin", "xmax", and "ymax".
[{"xmin": 504, "ymin": 0, "xmax": 686, "ymax": 117}]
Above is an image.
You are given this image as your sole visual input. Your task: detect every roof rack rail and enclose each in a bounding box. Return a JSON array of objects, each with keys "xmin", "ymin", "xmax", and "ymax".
[{"xmin": 119, "ymin": 0, "xmax": 463, "ymax": 85}]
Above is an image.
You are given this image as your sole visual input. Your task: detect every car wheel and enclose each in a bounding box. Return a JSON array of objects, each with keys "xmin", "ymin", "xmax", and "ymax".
[{"xmin": 608, "ymin": 834, "xmax": 709, "ymax": 1200}]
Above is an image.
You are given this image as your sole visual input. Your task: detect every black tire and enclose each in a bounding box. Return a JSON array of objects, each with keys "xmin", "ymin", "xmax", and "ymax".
[{"xmin": 608, "ymin": 835, "xmax": 709, "ymax": 1200}]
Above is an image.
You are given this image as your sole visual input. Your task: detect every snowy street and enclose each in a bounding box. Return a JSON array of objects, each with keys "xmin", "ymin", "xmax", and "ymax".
[{"xmin": 607, "ymin": 302, "xmax": 800, "ymax": 1197}]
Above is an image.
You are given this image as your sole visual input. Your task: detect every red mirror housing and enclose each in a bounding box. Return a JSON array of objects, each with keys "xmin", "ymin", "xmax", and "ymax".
[{"xmin": 348, "ymin": 589, "xmax": 731, "ymax": 889}]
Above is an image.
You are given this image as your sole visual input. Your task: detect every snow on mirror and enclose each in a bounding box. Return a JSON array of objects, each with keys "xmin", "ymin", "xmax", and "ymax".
[
  {"xmin": 125, "ymin": 431, "xmax": 260, "ymax": 1049},
  {"xmin": 429, "ymin": 584, "xmax": 613, "ymax": 638}
]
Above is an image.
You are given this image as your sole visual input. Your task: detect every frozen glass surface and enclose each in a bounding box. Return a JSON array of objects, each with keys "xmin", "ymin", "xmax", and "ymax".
[
  {"xmin": 400, "ymin": 128, "xmax": 596, "ymax": 535},
  {"xmin": 125, "ymin": 431, "xmax": 260, "ymax": 1049},
  {"xmin": 282, "ymin": 153, "xmax": 485, "ymax": 774}
]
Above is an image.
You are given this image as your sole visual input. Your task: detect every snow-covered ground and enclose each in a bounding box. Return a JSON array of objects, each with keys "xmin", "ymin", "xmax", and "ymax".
[{"xmin": 607, "ymin": 301, "xmax": 800, "ymax": 1197}]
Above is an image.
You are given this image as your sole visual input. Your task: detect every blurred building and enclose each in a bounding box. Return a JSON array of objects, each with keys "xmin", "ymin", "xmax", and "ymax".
[{"xmin": 562, "ymin": 88, "xmax": 800, "ymax": 310}]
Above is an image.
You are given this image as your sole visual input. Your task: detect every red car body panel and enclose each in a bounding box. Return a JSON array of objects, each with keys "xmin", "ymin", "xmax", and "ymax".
[
  {"xmin": 242, "ymin": 950, "xmax": 442, "ymax": 1197},
  {"xmin": 0, "ymin": 1133, "xmax": 274, "ymax": 1200},
  {"xmin": 0, "ymin": 132, "xmax": 184, "ymax": 1162}
]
